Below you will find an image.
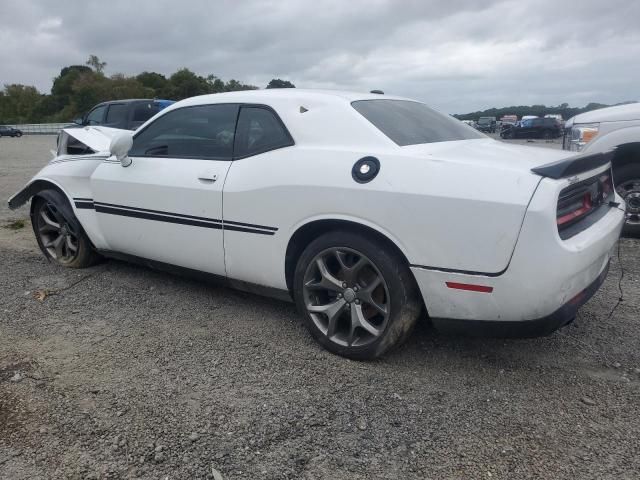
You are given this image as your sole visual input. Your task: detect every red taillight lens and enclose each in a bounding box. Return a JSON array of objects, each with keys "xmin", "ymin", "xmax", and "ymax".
[
  {"xmin": 556, "ymin": 169, "xmax": 614, "ymax": 237},
  {"xmin": 557, "ymin": 192, "xmax": 593, "ymax": 226}
]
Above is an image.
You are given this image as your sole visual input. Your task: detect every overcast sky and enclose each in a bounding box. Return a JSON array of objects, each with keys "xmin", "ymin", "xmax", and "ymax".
[{"xmin": 1, "ymin": 0, "xmax": 639, "ymax": 113}]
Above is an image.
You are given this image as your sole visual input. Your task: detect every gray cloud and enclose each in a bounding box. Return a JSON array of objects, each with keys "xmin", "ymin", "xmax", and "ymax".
[{"xmin": 1, "ymin": 0, "xmax": 639, "ymax": 113}]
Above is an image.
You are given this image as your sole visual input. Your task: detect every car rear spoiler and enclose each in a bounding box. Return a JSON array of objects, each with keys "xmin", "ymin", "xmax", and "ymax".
[{"xmin": 531, "ymin": 149, "xmax": 614, "ymax": 179}]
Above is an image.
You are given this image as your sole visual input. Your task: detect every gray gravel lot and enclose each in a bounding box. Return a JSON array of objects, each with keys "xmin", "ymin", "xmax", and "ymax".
[{"xmin": 1, "ymin": 135, "xmax": 639, "ymax": 479}]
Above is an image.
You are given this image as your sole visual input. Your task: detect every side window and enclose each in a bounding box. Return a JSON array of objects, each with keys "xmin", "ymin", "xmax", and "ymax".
[
  {"xmin": 131, "ymin": 102, "xmax": 160, "ymax": 129},
  {"xmin": 129, "ymin": 104, "xmax": 239, "ymax": 160},
  {"xmin": 85, "ymin": 105, "xmax": 107, "ymax": 125},
  {"xmin": 532, "ymin": 119, "xmax": 543, "ymax": 127},
  {"xmin": 234, "ymin": 106, "xmax": 293, "ymax": 158},
  {"xmin": 105, "ymin": 104, "xmax": 128, "ymax": 126}
]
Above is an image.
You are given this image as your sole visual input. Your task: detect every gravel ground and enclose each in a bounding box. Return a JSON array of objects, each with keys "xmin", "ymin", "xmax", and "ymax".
[{"xmin": 1, "ymin": 135, "xmax": 639, "ymax": 480}]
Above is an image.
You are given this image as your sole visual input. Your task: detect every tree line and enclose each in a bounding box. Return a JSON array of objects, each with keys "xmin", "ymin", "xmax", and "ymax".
[
  {"xmin": 454, "ymin": 101, "xmax": 637, "ymax": 122},
  {"xmin": 0, "ymin": 56, "xmax": 295, "ymax": 124}
]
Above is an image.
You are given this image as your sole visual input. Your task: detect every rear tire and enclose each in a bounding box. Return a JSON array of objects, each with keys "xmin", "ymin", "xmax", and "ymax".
[
  {"xmin": 542, "ymin": 130, "xmax": 553, "ymax": 140},
  {"xmin": 15, "ymin": 132, "xmax": 22, "ymax": 138},
  {"xmin": 32, "ymin": 191, "xmax": 101, "ymax": 268},
  {"xmin": 614, "ymin": 163, "xmax": 640, "ymax": 237},
  {"xmin": 293, "ymin": 231, "xmax": 422, "ymax": 359}
]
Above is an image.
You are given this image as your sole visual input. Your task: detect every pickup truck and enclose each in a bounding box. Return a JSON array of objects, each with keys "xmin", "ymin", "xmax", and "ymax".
[
  {"xmin": 563, "ymin": 103, "xmax": 640, "ymax": 235},
  {"xmin": 72, "ymin": 99, "xmax": 174, "ymax": 131}
]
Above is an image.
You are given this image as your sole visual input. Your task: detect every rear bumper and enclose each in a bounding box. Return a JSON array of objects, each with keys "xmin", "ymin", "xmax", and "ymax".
[
  {"xmin": 431, "ymin": 260, "xmax": 610, "ymax": 337},
  {"xmin": 410, "ymin": 164, "xmax": 625, "ymax": 328}
]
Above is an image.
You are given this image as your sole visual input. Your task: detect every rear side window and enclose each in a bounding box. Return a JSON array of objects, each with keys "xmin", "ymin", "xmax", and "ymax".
[
  {"xmin": 234, "ymin": 106, "xmax": 293, "ymax": 158},
  {"xmin": 132, "ymin": 102, "xmax": 160, "ymax": 123},
  {"xmin": 105, "ymin": 104, "xmax": 128, "ymax": 125},
  {"xmin": 352, "ymin": 100, "xmax": 483, "ymax": 146},
  {"xmin": 130, "ymin": 104, "xmax": 239, "ymax": 160}
]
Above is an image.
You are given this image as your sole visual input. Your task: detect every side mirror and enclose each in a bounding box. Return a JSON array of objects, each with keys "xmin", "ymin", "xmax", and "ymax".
[
  {"xmin": 109, "ymin": 132, "xmax": 134, "ymax": 167},
  {"xmin": 72, "ymin": 117, "xmax": 83, "ymax": 125}
]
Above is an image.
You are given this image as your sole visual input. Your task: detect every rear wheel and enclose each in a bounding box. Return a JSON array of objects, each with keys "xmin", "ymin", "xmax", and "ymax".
[
  {"xmin": 541, "ymin": 130, "xmax": 553, "ymax": 140},
  {"xmin": 293, "ymin": 231, "xmax": 422, "ymax": 359},
  {"xmin": 15, "ymin": 132, "xmax": 22, "ymax": 138},
  {"xmin": 614, "ymin": 163, "xmax": 640, "ymax": 237},
  {"xmin": 32, "ymin": 191, "xmax": 100, "ymax": 268}
]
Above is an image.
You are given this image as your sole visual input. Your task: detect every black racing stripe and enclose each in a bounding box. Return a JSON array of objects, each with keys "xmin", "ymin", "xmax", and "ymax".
[
  {"xmin": 94, "ymin": 205, "xmax": 223, "ymax": 230},
  {"xmin": 222, "ymin": 219, "xmax": 278, "ymax": 232},
  {"xmin": 222, "ymin": 224, "xmax": 276, "ymax": 235},
  {"xmin": 93, "ymin": 201, "xmax": 222, "ymax": 224},
  {"xmin": 74, "ymin": 201, "xmax": 95, "ymax": 210},
  {"xmin": 84, "ymin": 200, "xmax": 277, "ymax": 235}
]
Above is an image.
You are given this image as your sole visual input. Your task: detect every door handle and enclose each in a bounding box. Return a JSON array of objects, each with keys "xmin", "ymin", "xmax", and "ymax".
[{"xmin": 198, "ymin": 173, "xmax": 218, "ymax": 183}]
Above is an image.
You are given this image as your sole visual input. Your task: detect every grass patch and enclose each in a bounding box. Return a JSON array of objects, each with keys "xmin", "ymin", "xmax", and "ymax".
[{"xmin": 4, "ymin": 219, "xmax": 26, "ymax": 230}]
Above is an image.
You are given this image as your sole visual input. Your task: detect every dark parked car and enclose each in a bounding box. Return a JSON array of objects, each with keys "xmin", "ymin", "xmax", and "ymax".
[
  {"xmin": 501, "ymin": 117, "xmax": 562, "ymax": 139},
  {"xmin": 476, "ymin": 116, "xmax": 496, "ymax": 133},
  {"xmin": 0, "ymin": 126, "xmax": 23, "ymax": 137},
  {"xmin": 73, "ymin": 99, "xmax": 174, "ymax": 131}
]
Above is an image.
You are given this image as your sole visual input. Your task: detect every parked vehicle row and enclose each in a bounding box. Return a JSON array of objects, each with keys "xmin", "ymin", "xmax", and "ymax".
[{"xmin": 9, "ymin": 89, "xmax": 625, "ymax": 359}]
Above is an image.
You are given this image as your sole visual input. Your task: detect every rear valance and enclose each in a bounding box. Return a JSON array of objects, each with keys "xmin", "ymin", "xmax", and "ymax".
[{"xmin": 531, "ymin": 150, "xmax": 614, "ymax": 179}]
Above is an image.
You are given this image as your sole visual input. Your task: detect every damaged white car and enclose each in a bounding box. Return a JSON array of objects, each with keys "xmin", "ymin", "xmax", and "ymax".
[{"xmin": 9, "ymin": 89, "xmax": 625, "ymax": 359}]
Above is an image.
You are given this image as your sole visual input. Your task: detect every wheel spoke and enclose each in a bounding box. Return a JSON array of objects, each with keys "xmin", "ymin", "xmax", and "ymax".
[
  {"xmin": 42, "ymin": 234, "xmax": 59, "ymax": 248},
  {"xmin": 308, "ymin": 298, "xmax": 347, "ymax": 337},
  {"xmin": 348, "ymin": 303, "xmax": 381, "ymax": 345},
  {"xmin": 66, "ymin": 235, "xmax": 78, "ymax": 253},
  {"xmin": 335, "ymin": 250, "xmax": 366, "ymax": 285},
  {"xmin": 307, "ymin": 257, "xmax": 343, "ymax": 292},
  {"xmin": 40, "ymin": 210, "xmax": 60, "ymax": 231},
  {"xmin": 358, "ymin": 276, "xmax": 388, "ymax": 315},
  {"xmin": 53, "ymin": 235, "xmax": 65, "ymax": 259}
]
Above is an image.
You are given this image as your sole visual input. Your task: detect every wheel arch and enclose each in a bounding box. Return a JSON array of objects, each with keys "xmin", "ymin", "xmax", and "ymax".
[
  {"xmin": 9, "ymin": 179, "xmax": 85, "ymax": 240},
  {"xmin": 9, "ymin": 178, "xmax": 73, "ymax": 211},
  {"xmin": 284, "ymin": 218, "xmax": 413, "ymax": 293},
  {"xmin": 611, "ymin": 141, "xmax": 640, "ymax": 170}
]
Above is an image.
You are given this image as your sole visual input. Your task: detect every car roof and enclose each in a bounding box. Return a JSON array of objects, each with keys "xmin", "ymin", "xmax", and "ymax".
[
  {"xmin": 173, "ymin": 89, "xmax": 412, "ymax": 109},
  {"xmin": 94, "ymin": 99, "xmax": 173, "ymax": 107}
]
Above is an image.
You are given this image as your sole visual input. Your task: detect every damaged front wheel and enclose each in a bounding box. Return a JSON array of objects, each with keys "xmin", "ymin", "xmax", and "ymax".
[{"xmin": 32, "ymin": 190, "xmax": 100, "ymax": 268}]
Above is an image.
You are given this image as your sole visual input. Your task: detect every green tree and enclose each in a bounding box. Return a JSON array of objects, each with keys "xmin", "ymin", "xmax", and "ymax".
[
  {"xmin": 224, "ymin": 79, "xmax": 258, "ymax": 92},
  {"xmin": 266, "ymin": 78, "xmax": 295, "ymax": 89},
  {"xmin": 136, "ymin": 71, "xmax": 169, "ymax": 96},
  {"xmin": 0, "ymin": 84, "xmax": 42, "ymax": 123},
  {"xmin": 165, "ymin": 68, "xmax": 211, "ymax": 100},
  {"xmin": 86, "ymin": 54, "xmax": 107, "ymax": 74}
]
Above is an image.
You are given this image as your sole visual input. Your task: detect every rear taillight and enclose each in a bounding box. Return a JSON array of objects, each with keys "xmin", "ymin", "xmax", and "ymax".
[
  {"xmin": 556, "ymin": 169, "xmax": 613, "ymax": 237},
  {"xmin": 557, "ymin": 192, "xmax": 593, "ymax": 227}
]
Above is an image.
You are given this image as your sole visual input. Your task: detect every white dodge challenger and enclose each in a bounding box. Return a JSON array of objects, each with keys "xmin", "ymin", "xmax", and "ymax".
[{"xmin": 9, "ymin": 90, "xmax": 625, "ymax": 359}]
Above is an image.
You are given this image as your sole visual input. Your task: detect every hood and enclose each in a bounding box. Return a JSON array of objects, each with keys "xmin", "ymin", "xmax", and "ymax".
[
  {"xmin": 401, "ymin": 138, "xmax": 572, "ymax": 173},
  {"xmin": 568, "ymin": 103, "xmax": 640, "ymax": 126},
  {"xmin": 62, "ymin": 126, "xmax": 126, "ymax": 153}
]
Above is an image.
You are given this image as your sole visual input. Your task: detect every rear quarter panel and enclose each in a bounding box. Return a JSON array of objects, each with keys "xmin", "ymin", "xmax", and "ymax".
[{"xmin": 222, "ymin": 144, "xmax": 540, "ymax": 290}]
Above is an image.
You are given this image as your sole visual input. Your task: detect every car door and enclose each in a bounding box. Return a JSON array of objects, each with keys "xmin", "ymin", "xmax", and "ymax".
[
  {"xmin": 89, "ymin": 103, "xmax": 239, "ymax": 275},
  {"xmin": 222, "ymin": 105, "xmax": 295, "ymax": 287},
  {"xmin": 530, "ymin": 118, "xmax": 543, "ymax": 138}
]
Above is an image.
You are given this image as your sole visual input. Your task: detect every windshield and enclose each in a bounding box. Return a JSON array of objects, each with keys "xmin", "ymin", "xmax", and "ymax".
[{"xmin": 352, "ymin": 99, "xmax": 484, "ymax": 146}]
